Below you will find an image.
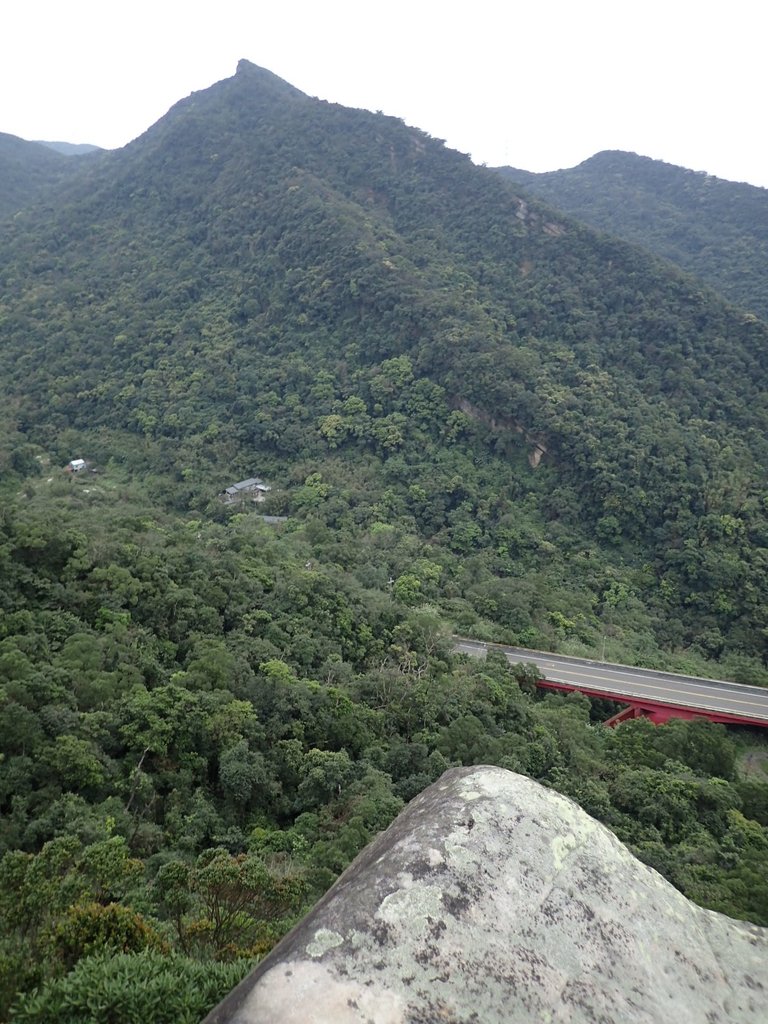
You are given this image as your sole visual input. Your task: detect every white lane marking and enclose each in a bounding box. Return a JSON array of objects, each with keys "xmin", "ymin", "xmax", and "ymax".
[
  {"xmin": 539, "ymin": 668, "xmax": 768, "ymax": 715},
  {"xmin": 506, "ymin": 653, "xmax": 768, "ymax": 699},
  {"xmin": 498, "ymin": 647, "xmax": 768, "ymax": 695},
  {"xmin": 455, "ymin": 640, "xmax": 768, "ymax": 717}
]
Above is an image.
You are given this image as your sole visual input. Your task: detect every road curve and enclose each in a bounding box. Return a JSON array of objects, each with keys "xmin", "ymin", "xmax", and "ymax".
[{"xmin": 453, "ymin": 637, "xmax": 768, "ymax": 725}]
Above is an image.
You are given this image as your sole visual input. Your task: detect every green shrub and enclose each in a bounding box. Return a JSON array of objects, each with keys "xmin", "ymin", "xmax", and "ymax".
[
  {"xmin": 49, "ymin": 901, "xmax": 169, "ymax": 970},
  {"xmin": 10, "ymin": 950, "xmax": 252, "ymax": 1024}
]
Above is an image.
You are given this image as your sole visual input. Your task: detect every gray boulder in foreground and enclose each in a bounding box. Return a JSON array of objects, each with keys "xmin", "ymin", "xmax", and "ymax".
[{"xmin": 204, "ymin": 766, "xmax": 768, "ymax": 1023}]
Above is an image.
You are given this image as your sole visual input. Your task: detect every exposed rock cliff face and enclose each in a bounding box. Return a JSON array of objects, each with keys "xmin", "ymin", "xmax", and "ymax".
[
  {"xmin": 204, "ymin": 767, "xmax": 768, "ymax": 1023},
  {"xmin": 453, "ymin": 398, "xmax": 548, "ymax": 469}
]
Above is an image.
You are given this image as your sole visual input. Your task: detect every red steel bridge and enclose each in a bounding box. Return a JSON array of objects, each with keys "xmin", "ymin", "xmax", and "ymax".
[{"xmin": 453, "ymin": 639, "xmax": 768, "ymax": 728}]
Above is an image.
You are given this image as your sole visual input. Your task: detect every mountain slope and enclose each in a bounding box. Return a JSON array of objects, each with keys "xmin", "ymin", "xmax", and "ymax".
[
  {"xmin": 496, "ymin": 151, "xmax": 768, "ymax": 319},
  {"xmin": 2, "ymin": 63, "xmax": 768, "ymax": 662},
  {"xmin": 0, "ymin": 132, "xmax": 91, "ymax": 219}
]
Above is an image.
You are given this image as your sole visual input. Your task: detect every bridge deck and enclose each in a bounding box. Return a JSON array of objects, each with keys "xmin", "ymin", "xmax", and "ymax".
[{"xmin": 453, "ymin": 638, "xmax": 768, "ymax": 727}]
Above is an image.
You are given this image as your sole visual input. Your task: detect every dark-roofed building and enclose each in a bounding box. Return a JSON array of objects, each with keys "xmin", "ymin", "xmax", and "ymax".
[{"xmin": 222, "ymin": 477, "xmax": 271, "ymax": 505}]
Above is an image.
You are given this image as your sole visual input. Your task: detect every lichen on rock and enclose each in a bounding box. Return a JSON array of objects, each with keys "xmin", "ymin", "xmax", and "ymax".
[{"xmin": 204, "ymin": 766, "xmax": 768, "ymax": 1024}]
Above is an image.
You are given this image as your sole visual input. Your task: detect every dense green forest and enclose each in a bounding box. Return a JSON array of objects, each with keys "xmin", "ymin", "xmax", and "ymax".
[
  {"xmin": 2, "ymin": 62, "xmax": 768, "ymax": 1020},
  {"xmin": 497, "ymin": 151, "xmax": 768, "ymax": 319}
]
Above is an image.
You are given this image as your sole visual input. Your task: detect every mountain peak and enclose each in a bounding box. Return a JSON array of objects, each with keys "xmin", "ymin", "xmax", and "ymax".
[
  {"xmin": 235, "ymin": 58, "xmax": 261, "ymax": 75},
  {"xmin": 231, "ymin": 59, "xmax": 305, "ymax": 99}
]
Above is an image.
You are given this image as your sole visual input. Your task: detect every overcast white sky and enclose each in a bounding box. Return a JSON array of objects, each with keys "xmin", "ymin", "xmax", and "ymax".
[{"xmin": 3, "ymin": 0, "xmax": 766, "ymax": 186}]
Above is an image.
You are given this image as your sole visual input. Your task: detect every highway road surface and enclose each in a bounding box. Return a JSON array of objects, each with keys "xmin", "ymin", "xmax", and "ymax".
[{"xmin": 453, "ymin": 637, "xmax": 768, "ymax": 725}]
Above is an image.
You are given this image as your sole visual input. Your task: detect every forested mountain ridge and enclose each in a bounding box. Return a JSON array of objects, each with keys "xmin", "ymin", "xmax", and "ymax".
[
  {"xmin": 496, "ymin": 151, "xmax": 768, "ymax": 319},
  {"xmin": 0, "ymin": 132, "xmax": 93, "ymax": 220},
  {"xmin": 3, "ymin": 61, "xmax": 768, "ymax": 663},
  {"xmin": 3, "ymin": 62, "xmax": 768, "ymax": 1021},
  {"xmin": 33, "ymin": 141, "xmax": 102, "ymax": 157}
]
